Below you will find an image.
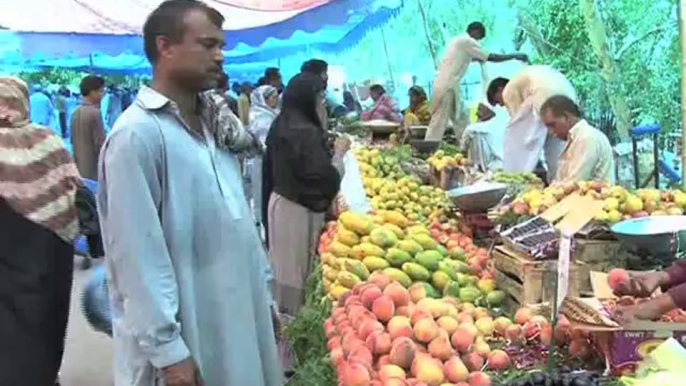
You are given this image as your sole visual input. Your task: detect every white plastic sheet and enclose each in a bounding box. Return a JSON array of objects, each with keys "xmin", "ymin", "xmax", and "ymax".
[{"xmin": 339, "ymin": 151, "xmax": 371, "ymax": 214}]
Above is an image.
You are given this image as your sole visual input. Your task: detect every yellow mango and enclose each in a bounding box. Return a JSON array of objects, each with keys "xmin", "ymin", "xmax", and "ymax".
[
  {"xmin": 362, "ymin": 256, "xmax": 391, "ymax": 271},
  {"xmin": 382, "ymin": 223, "xmax": 405, "ymax": 239},
  {"xmin": 336, "ymin": 229, "xmax": 360, "ymax": 247},
  {"xmin": 339, "ymin": 212, "xmax": 375, "ymax": 235},
  {"xmin": 337, "ymin": 271, "xmax": 362, "ymax": 288},
  {"xmin": 329, "ymin": 286, "xmax": 350, "ymax": 300},
  {"xmin": 351, "ymin": 243, "xmax": 386, "ymax": 260},
  {"xmin": 343, "ymin": 259, "xmax": 370, "ymax": 280},
  {"xmin": 383, "ymin": 267, "xmax": 413, "ymax": 288},
  {"xmin": 381, "ymin": 210, "xmax": 411, "ymax": 228},
  {"xmin": 330, "ymin": 242, "xmax": 353, "ymax": 258}
]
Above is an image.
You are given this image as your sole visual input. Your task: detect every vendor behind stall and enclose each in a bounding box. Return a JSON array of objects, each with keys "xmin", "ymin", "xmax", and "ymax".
[
  {"xmin": 460, "ymin": 102, "xmax": 506, "ymax": 172},
  {"xmin": 403, "ymin": 86, "xmax": 432, "ymax": 126},
  {"xmin": 539, "ymin": 95, "xmax": 614, "ymax": 183},
  {"xmin": 488, "ymin": 66, "xmax": 577, "ymax": 181},
  {"xmin": 360, "ymin": 84, "xmax": 402, "ymax": 123},
  {"xmin": 613, "ymin": 262, "xmax": 686, "ymax": 323}
]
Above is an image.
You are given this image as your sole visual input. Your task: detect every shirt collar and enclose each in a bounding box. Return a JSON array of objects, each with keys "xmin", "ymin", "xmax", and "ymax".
[
  {"xmin": 137, "ymin": 86, "xmax": 171, "ymax": 111},
  {"xmin": 137, "ymin": 85, "xmax": 209, "ymax": 115},
  {"xmin": 568, "ymin": 119, "xmax": 587, "ymax": 142}
]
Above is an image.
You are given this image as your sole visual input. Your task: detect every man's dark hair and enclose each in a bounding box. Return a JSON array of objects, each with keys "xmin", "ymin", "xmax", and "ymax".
[
  {"xmin": 301, "ymin": 59, "xmax": 329, "ymax": 76},
  {"xmin": 467, "ymin": 22, "xmax": 486, "ymax": 37},
  {"xmin": 143, "ymin": 0, "xmax": 225, "ymax": 64},
  {"xmin": 486, "ymin": 77, "xmax": 509, "ymax": 106},
  {"xmin": 541, "ymin": 95, "xmax": 582, "ymax": 118},
  {"xmin": 217, "ymin": 71, "xmax": 228, "ymax": 90},
  {"xmin": 79, "ymin": 75, "xmax": 105, "ymax": 97},
  {"xmin": 264, "ymin": 67, "xmax": 281, "ymax": 81},
  {"xmin": 370, "ymin": 84, "xmax": 386, "ymax": 95}
]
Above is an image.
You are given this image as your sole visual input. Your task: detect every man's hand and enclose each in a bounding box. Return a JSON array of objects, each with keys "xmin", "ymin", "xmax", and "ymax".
[
  {"xmin": 163, "ymin": 357, "xmax": 203, "ymax": 386},
  {"xmin": 613, "ymin": 271, "xmax": 669, "ymax": 298},
  {"xmin": 334, "ymin": 136, "xmax": 352, "ymax": 155},
  {"xmin": 516, "ymin": 53, "xmax": 530, "ymax": 63}
]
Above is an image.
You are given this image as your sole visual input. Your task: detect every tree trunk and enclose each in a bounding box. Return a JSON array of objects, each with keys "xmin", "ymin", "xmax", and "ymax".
[
  {"xmin": 579, "ymin": 0, "xmax": 632, "ymax": 141},
  {"xmin": 417, "ymin": 0, "xmax": 438, "ymax": 69}
]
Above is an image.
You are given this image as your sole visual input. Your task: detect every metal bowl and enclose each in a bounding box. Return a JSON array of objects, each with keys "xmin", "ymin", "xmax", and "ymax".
[
  {"xmin": 409, "ymin": 125, "xmax": 428, "ymax": 139},
  {"xmin": 447, "ymin": 182, "xmax": 509, "ymax": 211},
  {"xmin": 362, "ymin": 121, "xmax": 400, "ymax": 134},
  {"xmin": 610, "ymin": 215, "xmax": 686, "ymax": 256},
  {"xmin": 410, "ymin": 140, "xmax": 439, "ymax": 154}
]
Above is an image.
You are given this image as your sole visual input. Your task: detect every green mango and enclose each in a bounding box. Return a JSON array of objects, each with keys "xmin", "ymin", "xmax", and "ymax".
[
  {"xmin": 415, "ymin": 250, "xmax": 443, "ymax": 271},
  {"xmin": 443, "ymin": 280, "xmax": 461, "ymax": 298},
  {"xmin": 437, "ymin": 261, "xmax": 458, "ymax": 281},
  {"xmin": 386, "ymin": 248, "xmax": 413, "ymax": 267},
  {"xmin": 459, "ymin": 286, "xmax": 481, "ymax": 303},
  {"xmin": 431, "ymin": 271, "xmax": 451, "ymax": 291},
  {"xmin": 450, "ymin": 248, "xmax": 466, "ymax": 261},
  {"xmin": 436, "ymin": 245, "xmax": 450, "ymax": 258},
  {"xmin": 402, "ymin": 262, "xmax": 431, "ymax": 282},
  {"xmin": 486, "ymin": 290, "xmax": 507, "ymax": 306},
  {"xmin": 397, "ymin": 239, "xmax": 424, "ymax": 256}
]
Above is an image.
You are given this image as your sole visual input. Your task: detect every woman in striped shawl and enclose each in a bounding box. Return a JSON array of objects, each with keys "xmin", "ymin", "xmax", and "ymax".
[{"xmin": 0, "ymin": 76, "xmax": 82, "ymax": 386}]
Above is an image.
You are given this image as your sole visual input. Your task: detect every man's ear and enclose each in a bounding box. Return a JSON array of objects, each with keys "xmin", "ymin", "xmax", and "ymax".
[{"xmin": 156, "ymin": 35, "xmax": 175, "ymax": 60}]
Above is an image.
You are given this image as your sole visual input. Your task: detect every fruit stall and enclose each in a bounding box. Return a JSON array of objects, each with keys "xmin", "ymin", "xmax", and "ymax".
[{"xmin": 282, "ymin": 143, "xmax": 686, "ymax": 386}]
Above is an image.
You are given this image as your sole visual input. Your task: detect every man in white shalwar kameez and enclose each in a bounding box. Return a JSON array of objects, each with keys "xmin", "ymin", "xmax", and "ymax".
[
  {"xmin": 97, "ymin": 2, "xmax": 282, "ymax": 385},
  {"xmin": 487, "ymin": 66, "xmax": 578, "ymax": 181},
  {"xmin": 460, "ymin": 103, "xmax": 507, "ymax": 172},
  {"xmin": 425, "ymin": 22, "xmax": 528, "ymax": 141}
]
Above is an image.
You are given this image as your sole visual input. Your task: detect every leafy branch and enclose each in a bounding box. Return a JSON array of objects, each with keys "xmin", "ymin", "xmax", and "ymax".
[{"xmin": 614, "ymin": 24, "xmax": 676, "ymax": 60}]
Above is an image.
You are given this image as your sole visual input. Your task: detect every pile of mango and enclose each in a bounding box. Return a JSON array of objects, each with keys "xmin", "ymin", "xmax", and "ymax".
[
  {"xmin": 500, "ymin": 180, "xmax": 686, "ymax": 224},
  {"xmin": 490, "ymin": 171, "xmax": 542, "ymax": 185},
  {"xmin": 318, "ymin": 211, "xmax": 505, "ymax": 308},
  {"xmin": 362, "ymin": 175, "xmax": 449, "ymax": 223},
  {"xmin": 355, "ymin": 147, "xmax": 407, "ymax": 181},
  {"xmin": 427, "ymin": 150, "xmax": 469, "ymax": 171}
]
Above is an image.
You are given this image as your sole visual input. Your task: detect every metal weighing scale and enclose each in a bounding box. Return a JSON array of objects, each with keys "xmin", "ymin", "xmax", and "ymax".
[
  {"xmin": 446, "ymin": 182, "xmax": 509, "ymax": 242},
  {"xmin": 610, "ymin": 215, "xmax": 686, "ymax": 270}
]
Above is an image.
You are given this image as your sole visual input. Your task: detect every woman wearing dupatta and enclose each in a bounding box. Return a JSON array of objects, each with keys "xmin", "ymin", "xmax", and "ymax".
[
  {"xmin": 246, "ymin": 85, "xmax": 279, "ymax": 227},
  {"xmin": 0, "ymin": 77, "xmax": 82, "ymax": 386},
  {"xmin": 403, "ymin": 86, "xmax": 432, "ymax": 126}
]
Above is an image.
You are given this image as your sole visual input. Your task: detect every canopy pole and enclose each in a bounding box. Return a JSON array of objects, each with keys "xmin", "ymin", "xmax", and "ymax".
[
  {"xmin": 380, "ymin": 26, "xmax": 395, "ymax": 88},
  {"xmin": 680, "ymin": 0, "xmax": 686, "ymax": 189}
]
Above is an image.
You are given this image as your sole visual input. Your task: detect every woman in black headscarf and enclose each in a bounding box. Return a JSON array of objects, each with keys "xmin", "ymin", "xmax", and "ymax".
[{"xmin": 262, "ymin": 72, "xmax": 348, "ymax": 316}]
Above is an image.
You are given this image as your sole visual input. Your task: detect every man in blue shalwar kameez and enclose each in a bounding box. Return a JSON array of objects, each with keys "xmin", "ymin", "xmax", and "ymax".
[{"xmin": 97, "ymin": 1, "xmax": 282, "ymax": 385}]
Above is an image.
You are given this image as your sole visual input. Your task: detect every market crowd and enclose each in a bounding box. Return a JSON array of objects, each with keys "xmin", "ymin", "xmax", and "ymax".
[{"xmin": 0, "ymin": 0, "xmax": 665, "ymax": 386}]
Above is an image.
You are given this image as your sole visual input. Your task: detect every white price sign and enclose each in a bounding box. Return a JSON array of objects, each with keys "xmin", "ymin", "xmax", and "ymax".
[{"xmin": 556, "ymin": 232, "xmax": 572, "ymax": 310}]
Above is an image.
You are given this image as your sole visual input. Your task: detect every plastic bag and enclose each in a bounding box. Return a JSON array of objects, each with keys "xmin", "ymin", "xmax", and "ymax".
[{"xmin": 339, "ymin": 152, "xmax": 371, "ymax": 213}]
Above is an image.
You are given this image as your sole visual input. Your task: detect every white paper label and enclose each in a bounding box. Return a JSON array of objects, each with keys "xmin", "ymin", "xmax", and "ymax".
[{"xmin": 557, "ymin": 233, "xmax": 572, "ymax": 310}]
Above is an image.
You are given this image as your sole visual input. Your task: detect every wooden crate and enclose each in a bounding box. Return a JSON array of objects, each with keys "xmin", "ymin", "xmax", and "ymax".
[
  {"xmin": 493, "ymin": 246, "xmax": 587, "ymax": 306},
  {"xmin": 573, "ymin": 238, "xmax": 626, "ymax": 265}
]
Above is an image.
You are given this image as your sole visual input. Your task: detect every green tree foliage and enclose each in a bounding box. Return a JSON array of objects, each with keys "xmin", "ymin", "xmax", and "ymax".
[{"xmin": 515, "ymin": 0, "xmax": 678, "ymax": 140}]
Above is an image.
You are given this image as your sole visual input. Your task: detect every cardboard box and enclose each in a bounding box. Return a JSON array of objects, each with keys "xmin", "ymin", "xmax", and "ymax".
[{"xmin": 561, "ymin": 272, "xmax": 686, "ymax": 375}]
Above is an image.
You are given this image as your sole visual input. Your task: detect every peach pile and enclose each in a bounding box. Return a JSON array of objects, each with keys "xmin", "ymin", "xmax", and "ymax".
[
  {"xmin": 504, "ymin": 306, "xmax": 594, "ymax": 360},
  {"xmin": 326, "ymin": 273, "xmax": 515, "ymax": 386}
]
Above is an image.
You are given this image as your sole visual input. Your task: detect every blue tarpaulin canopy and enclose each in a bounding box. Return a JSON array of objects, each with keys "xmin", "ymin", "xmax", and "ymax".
[{"xmin": 0, "ymin": 0, "xmax": 402, "ymax": 75}]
